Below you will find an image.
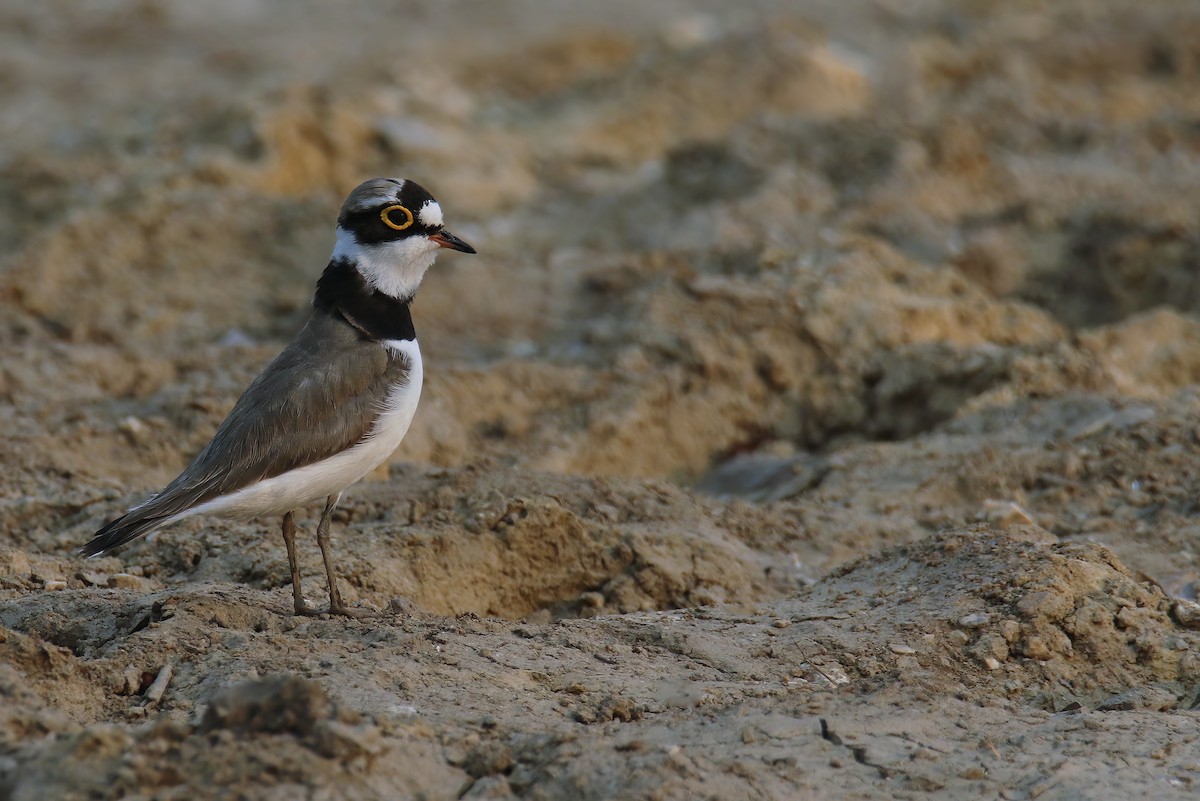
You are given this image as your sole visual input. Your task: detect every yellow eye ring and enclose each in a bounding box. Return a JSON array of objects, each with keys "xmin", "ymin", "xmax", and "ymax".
[{"xmin": 380, "ymin": 204, "xmax": 414, "ymax": 231}]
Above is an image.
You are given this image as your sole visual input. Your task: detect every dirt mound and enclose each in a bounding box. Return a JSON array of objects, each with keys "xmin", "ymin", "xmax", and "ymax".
[
  {"xmin": 4, "ymin": 527, "xmax": 1199, "ymax": 800},
  {"xmin": 815, "ymin": 530, "xmax": 1200, "ymax": 708},
  {"xmin": 12, "ymin": 465, "xmax": 786, "ymax": 622}
]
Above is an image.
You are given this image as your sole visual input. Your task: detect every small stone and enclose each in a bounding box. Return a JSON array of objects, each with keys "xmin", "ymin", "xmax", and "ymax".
[
  {"xmin": 772, "ymin": 619, "xmax": 791, "ymax": 629},
  {"xmin": 1171, "ymin": 599, "xmax": 1200, "ymax": 630},
  {"xmin": 982, "ymin": 657, "xmax": 1001, "ymax": 670},
  {"xmin": 958, "ymin": 613, "xmax": 990, "ymax": 629},
  {"xmin": 31, "ymin": 568, "xmax": 63, "ymax": 584},
  {"xmin": 981, "ymin": 500, "xmax": 1035, "ymax": 527},
  {"xmin": 1096, "ymin": 685, "xmax": 1178, "ymax": 712},
  {"xmin": 463, "ymin": 741, "xmax": 514, "ymax": 778},
  {"xmin": 119, "ymin": 416, "xmax": 150, "ymax": 444},
  {"xmin": 813, "ymin": 663, "xmax": 850, "ymax": 686},
  {"xmin": 999, "ymin": 619, "xmax": 1022, "ymax": 643},
  {"xmin": 947, "ymin": 630, "xmax": 970, "ymax": 646},
  {"xmin": 1021, "ymin": 636, "xmax": 1052, "ymax": 661},
  {"xmin": 77, "ymin": 572, "xmax": 109, "ymax": 587},
  {"xmin": 1016, "ymin": 589, "xmax": 1073, "ymax": 621},
  {"xmin": 1179, "ymin": 652, "xmax": 1200, "ymax": 681},
  {"xmin": 443, "ymin": 744, "xmax": 468, "ymax": 766},
  {"xmin": 123, "ymin": 665, "xmax": 143, "ymax": 695},
  {"xmin": 108, "ymin": 573, "xmax": 147, "ymax": 590},
  {"xmin": 889, "ymin": 643, "xmax": 916, "ymax": 655},
  {"xmin": 661, "ymin": 14, "xmax": 719, "ymax": 50},
  {"xmin": 142, "ymin": 661, "xmax": 174, "ymax": 705},
  {"xmin": 970, "ymin": 634, "xmax": 1009, "ymax": 664},
  {"xmin": 312, "ymin": 719, "xmax": 384, "ymax": 760},
  {"xmin": 43, "ymin": 580, "xmax": 67, "ymax": 592}
]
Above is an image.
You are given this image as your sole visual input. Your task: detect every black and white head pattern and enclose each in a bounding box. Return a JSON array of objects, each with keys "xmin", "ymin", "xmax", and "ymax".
[{"xmin": 332, "ymin": 178, "xmax": 451, "ymax": 300}]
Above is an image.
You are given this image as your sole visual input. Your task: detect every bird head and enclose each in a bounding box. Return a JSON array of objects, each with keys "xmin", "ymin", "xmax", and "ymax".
[{"xmin": 331, "ymin": 178, "xmax": 475, "ymax": 300}]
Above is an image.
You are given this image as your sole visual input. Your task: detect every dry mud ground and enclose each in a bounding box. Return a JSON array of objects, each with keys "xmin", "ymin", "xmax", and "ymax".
[{"xmin": 3, "ymin": 1, "xmax": 1200, "ymax": 798}]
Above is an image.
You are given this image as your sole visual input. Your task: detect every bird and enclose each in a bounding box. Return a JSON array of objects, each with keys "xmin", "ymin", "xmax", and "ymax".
[{"xmin": 81, "ymin": 177, "xmax": 476, "ymax": 617}]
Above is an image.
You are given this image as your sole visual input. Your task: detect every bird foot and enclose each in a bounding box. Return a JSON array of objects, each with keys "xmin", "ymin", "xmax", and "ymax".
[
  {"xmin": 293, "ymin": 601, "xmax": 323, "ymax": 617},
  {"xmin": 293, "ymin": 601, "xmax": 376, "ymax": 619},
  {"xmin": 328, "ymin": 604, "xmax": 377, "ymax": 619}
]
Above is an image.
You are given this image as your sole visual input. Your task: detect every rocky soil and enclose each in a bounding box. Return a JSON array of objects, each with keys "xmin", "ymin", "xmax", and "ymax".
[{"xmin": 2, "ymin": 0, "xmax": 1200, "ymax": 798}]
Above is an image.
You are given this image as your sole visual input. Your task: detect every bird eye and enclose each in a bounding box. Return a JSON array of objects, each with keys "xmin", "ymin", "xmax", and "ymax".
[{"xmin": 380, "ymin": 204, "xmax": 414, "ymax": 231}]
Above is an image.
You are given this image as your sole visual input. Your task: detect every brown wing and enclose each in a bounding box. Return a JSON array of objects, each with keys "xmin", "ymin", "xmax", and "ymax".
[{"xmin": 82, "ymin": 309, "xmax": 409, "ymax": 555}]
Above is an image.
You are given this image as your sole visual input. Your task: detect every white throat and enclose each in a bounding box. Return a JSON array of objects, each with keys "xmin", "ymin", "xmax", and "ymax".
[{"xmin": 332, "ymin": 226, "xmax": 440, "ymax": 300}]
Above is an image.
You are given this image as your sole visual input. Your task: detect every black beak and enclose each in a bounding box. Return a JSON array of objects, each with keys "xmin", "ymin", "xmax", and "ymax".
[{"xmin": 430, "ymin": 230, "xmax": 476, "ymax": 254}]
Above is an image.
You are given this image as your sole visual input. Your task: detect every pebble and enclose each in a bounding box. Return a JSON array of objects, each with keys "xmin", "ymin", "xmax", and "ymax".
[
  {"xmin": 1171, "ymin": 599, "xmax": 1200, "ymax": 630},
  {"xmin": 123, "ymin": 665, "xmax": 143, "ymax": 695},
  {"xmin": 312, "ymin": 719, "xmax": 384, "ymax": 760},
  {"xmin": 981, "ymin": 500, "xmax": 1035, "ymax": 527},
  {"xmin": 1021, "ymin": 636, "xmax": 1052, "ymax": 661},
  {"xmin": 108, "ymin": 573, "xmax": 147, "ymax": 590},
  {"xmin": 144, "ymin": 662, "xmax": 174, "ymax": 704},
  {"xmin": 119, "ymin": 416, "xmax": 150, "ymax": 444},
  {"xmin": 661, "ymin": 14, "xmax": 720, "ymax": 50},
  {"xmin": 1179, "ymin": 652, "xmax": 1200, "ymax": 681},
  {"xmin": 31, "ymin": 569, "xmax": 63, "ymax": 584},
  {"xmin": 970, "ymin": 634, "xmax": 1009, "ymax": 664},
  {"xmin": 1096, "ymin": 685, "xmax": 1178, "ymax": 712},
  {"xmin": 814, "ymin": 663, "xmax": 850, "ymax": 686},
  {"xmin": 958, "ymin": 612, "xmax": 990, "ymax": 628},
  {"xmin": 889, "ymin": 643, "xmax": 916, "ymax": 655},
  {"xmin": 43, "ymin": 580, "xmax": 67, "ymax": 592},
  {"xmin": 1016, "ymin": 589, "xmax": 1073, "ymax": 620}
]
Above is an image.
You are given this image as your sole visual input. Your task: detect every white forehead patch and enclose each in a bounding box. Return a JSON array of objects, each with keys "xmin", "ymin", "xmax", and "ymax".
[{"xmin": 418, "ymin": 200, "xmax": 443, "ymax": 228}]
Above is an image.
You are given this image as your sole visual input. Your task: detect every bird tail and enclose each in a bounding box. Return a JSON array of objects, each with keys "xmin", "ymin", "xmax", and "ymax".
[{"xmin": 80, "ymin": 506, "xmax": 171, "ymax": 558}]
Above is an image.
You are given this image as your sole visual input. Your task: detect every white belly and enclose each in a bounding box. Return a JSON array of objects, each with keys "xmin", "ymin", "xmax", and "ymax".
[{"xmin": 180, "ymin": 339, "xmax": 422, "ymax": 520}]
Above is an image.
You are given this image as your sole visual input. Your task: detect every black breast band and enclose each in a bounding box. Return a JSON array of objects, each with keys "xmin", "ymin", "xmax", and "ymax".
[{"xmin": 313, "ymin": 258, "xmax": 416, "ymax": 342}]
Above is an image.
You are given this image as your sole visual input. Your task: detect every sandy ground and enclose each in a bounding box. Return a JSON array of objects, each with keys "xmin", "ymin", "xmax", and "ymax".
[{"xmin": 2, "ymin": 0, "xmax": 1200, "ymax": 798}]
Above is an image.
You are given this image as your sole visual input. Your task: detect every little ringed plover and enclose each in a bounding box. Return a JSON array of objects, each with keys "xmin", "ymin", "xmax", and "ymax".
[{"xmin": 82, "ymin": 177, "xmax": 475, "ymax": 617}]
